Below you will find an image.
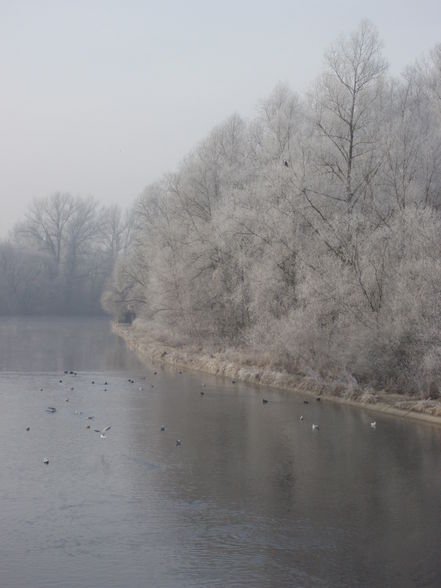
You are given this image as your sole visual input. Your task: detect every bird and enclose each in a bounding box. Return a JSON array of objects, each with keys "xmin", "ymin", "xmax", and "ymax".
[
  {"xmin": 59, "ymin": 379, "xmax": 63, "ymax": 383},
  {"xmin": 86, "ymin": 425, "xmax": 90, "ymax": 429},
  {"xmin": 43, "ymin": 458, "xmax": 49, "ymax": 465},
  {"xmin": 284, "ymin": 160, "xmax": 289, "ymax": 167},
  {"xmin": 299, "ymin": 416, "xmax": 304, "ymax": 421},
  {"xmin": 312, "ymin": 424, "xmax": 320, "ymax": 431},
  {"xmin": 91, "ymin": 380, "xmax": 95, "ymax": 384},
  {"xmin": 65, "ymin": 398, "xmax": 69, "ymax": 402},
  {"xmin": 176, "ymin": 439, "xmax": 182, "ymax": 447},
  {"xmin": 262, "ymin": 398, "xmax": 269, "ymax": 404},
  {"xmin": 160, "ymin": 425, "xmax": 166, "ymax": 431},
  {"xmin": 26, "ymin": 426, "xmax": 30, "ymax": 431},
  {"xmin": 370, "ymin": 421, "xmax": 376, "ymax": 428},
  {"xmin": 316, "ymin": 397, "xmax": 321, "ymax": 402},
  {"xmin": 304, "ymin": 400, "xmax": 309, "ymax": 404},
  {"xmin": 98, "ymin": 426, "xmax": 111, "ymax": 438},
  {"xmin": 200, "ymin": 391, "xmax": 205, "ymax": 396},
  {"xmin": 46, "ymin": 407, "xmax": 56, "ymax": 413}
]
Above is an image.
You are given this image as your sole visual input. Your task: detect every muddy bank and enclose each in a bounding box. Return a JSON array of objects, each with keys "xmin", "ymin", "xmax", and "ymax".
[{"xmin": 113, "ymin": 322, "xmax": 441, "ymax": 426}]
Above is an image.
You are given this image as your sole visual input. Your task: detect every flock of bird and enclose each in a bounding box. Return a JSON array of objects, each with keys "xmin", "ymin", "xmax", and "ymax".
[
  {"xmin": 32, "ymin": 369, "xmax": 186, "ymax": 465},
  {"xmin": 33, "ymin": 370, "xmax": 377, "ymax": 464}
]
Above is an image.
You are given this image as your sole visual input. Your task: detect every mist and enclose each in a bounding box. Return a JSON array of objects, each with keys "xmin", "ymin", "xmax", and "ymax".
[{"xmin": 2, "ymin": 1, "xmax": 441, "ymax": 236}]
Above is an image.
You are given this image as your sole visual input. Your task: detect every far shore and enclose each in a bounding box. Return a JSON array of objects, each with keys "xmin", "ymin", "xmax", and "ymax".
[{"xmin": 113, "ymin": 322, "xmax": 441, "ymax": 427}]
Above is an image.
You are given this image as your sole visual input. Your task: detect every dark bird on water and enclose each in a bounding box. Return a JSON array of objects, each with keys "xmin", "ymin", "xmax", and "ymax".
[
  {"xmin": 262, "ymin": 398, "xmax": 269, "ymax": 404},
  {"xmin": 200, "ymin": 391, "xmax": 205, "ymax": 396},
  {"xmin": 303, "ymin": 400, "xmax": 309, "ymax": 404},
  {"xmin": 176, "ymin": 439, "xmax": 182, "ymax": 447},
  {"xmin": 161, "ymin": 425, "xmax": 166, "ymax": 431},
  {"xmin": 26, "ymin": 427, "xmax": 30, "ymax": 431},
  {"xmin": 46, "ymin": 407, "xmax": 57, "ymax": 413},
  {"xmin": 316, "ymin": 397, "xmax": 321, "ymax": 402},
  {"xmin": 284, "ymin": 160, "xmax": 289, "ymax": 167},
  {"xmin": 43, "ymin": 458, "xmax": 49, "ymax": 464}
]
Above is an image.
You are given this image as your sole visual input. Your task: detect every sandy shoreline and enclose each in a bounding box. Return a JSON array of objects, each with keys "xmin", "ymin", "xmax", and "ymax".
[{"xmin": 113, "ymin": 322, "xmax": 441, "ymax": 427}]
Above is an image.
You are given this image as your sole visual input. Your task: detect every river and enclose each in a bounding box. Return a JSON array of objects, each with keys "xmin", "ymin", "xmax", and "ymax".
[{"xmin": 0, "ymin": 316, "xmax": 440, "ymax": 587}]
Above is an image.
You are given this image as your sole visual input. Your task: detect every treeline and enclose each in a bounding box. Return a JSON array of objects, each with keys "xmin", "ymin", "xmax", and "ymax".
[
  {"xmin": 108, "ymin": 21, "xmax": 441, "ymax": 395},
  {"xmin": 0, "ymin": 193, "xmax": 131, "ymax": 314}
]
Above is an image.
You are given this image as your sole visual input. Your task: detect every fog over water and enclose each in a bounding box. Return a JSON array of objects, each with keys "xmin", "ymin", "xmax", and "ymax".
[{"xmin": 2, "ymin": 0, "xmax": 441, "ymax": 236}]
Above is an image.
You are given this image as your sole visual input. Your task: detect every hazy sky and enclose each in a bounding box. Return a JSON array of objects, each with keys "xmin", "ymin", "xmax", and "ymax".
[{"xmin": 1, "ymin": 0, "xmax": 441, "ymax": 237}]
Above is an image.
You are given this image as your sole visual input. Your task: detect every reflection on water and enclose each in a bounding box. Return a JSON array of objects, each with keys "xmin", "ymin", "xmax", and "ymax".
[
  {"xmin": 0, "ymin": 317, "xmax": 440, "ymax": 587},
  {"xmin": 0, "ymin": 316, "xmax": 142, "ymax": 372}
]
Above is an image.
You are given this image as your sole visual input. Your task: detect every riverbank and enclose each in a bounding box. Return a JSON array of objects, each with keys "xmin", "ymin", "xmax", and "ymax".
[{"xmin": 113, "ymin": 321, "xmax": 441, "ymax": 426}]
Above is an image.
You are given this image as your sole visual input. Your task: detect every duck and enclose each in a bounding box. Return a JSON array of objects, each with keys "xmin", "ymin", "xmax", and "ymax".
[
  {"xmin": 176, "ymin": 439, "xmax": 182, "ymax": 447},
  {"xmin": 43, "ymin": 458, "xmax": 49, "ymax": 465},
  {"xmin": 312, "ymin": 424, "xmax": 320, "ymax": 431},
  {"xmin": 370, "ymin": 421, "xmax": 376, "ymax": 428}
]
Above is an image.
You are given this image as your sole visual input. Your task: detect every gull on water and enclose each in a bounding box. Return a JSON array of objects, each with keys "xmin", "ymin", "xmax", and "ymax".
[
  {"xmin": 95, "ymin": 426, "xmax": 111, "ymax": 438},
  {"xmin": 370, "ymin": 421, "xmax": 376, "ymax": 428},
  {"xmin": 312, "ymin": 424, "xmax": 320, "ymax": 431}
]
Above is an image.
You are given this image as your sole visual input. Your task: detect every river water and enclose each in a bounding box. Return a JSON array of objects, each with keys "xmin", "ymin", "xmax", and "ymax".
[{"xmin": 0, "ymin": 316, "xmax": 440, "ymax": 587}]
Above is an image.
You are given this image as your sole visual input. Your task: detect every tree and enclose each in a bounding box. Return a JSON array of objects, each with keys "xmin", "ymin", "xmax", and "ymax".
[{"xmin": 310, "ymin": 20, "xmax": 387, "ymax": 209}]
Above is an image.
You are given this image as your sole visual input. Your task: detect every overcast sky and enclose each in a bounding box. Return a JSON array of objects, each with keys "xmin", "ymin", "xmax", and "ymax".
[{"xmin": 1, "ymin": 0, "xmax": 441, "ymax": 237}]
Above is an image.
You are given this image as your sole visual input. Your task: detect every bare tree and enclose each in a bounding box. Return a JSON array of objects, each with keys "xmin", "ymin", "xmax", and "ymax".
[{"xmin": 310, "ymin": 20, "xmax": 387, "ymax": 208}]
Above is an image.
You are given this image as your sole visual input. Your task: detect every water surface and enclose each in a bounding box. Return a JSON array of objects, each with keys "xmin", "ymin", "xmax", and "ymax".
[{"xmin": 0, "ymin": 317, "xmax": 440, "ymax": 587}]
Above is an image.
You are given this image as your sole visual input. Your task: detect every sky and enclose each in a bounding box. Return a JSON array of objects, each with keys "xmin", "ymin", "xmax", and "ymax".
[{"xmin": 1, "ymin": 0, "xmax": 441, "ymax": 237}]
